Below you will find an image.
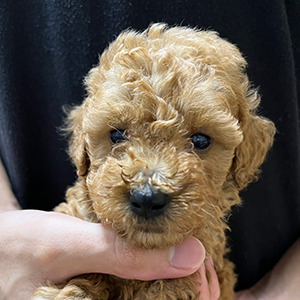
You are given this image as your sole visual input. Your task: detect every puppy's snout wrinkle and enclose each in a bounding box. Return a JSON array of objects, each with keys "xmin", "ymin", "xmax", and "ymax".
[{"xmin": 129, "ymin": 183, "xmax": 170, "ymax": 219}]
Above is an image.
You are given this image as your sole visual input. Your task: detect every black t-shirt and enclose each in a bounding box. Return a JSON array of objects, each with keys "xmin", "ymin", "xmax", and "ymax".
[{"xmin": 0, "ymin": 0, "xmax": 299, "ymax": 291}]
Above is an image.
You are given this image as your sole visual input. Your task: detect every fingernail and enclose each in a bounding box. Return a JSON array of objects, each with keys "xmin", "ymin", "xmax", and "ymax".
[{"xmin": 169, "ymin": 237, "xmax": 205, "ymax": 269}]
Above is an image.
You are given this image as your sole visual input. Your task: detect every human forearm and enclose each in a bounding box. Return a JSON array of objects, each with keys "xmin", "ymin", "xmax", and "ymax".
[
  {"xmin": 234, "ymin": 238, "xmax": 300, "ymax": 300},
  {"xmin": 0, "ymin": 159, "xmax": 20, "ymax": 212}
]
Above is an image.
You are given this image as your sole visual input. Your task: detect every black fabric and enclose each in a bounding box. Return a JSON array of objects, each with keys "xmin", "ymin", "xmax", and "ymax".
[{"xmin": 0, "ymin": 0, "xmax": 299, "ymax": 291}]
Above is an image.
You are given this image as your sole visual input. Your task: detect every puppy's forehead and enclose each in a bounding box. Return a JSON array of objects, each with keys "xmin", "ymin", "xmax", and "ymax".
[
  {"xmin": 86, "ymin": 26, "xmax": 243, "ymax": 140},
  {"xmin": 97, "ymin": 57, "xmax": 238, "ymax": 130}
]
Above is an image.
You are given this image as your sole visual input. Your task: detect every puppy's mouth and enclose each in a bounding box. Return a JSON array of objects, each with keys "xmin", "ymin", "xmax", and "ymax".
[{"xmin": 120, "ymin": 218, "xmax": 190, "ymax": 250}]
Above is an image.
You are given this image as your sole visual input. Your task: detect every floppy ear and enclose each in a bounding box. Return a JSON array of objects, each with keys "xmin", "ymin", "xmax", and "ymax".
[
  {"xmin": 231, "ymin": 96, "xmax": 276, "ymax": 190},
  {"xmin": 64, "ymin": 105, "xmax": 90, "ymax": 177}
]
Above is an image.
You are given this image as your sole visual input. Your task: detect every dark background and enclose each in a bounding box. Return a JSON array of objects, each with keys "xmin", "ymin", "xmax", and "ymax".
[{"xmin": 0, "ymin": 0, "xmax": 299, "ymax": 291}]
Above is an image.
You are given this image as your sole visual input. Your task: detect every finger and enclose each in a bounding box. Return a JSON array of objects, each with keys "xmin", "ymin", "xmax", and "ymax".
[
  {"xmin": 197, "ymin": 262, "xmax": 210, "ymax": 300},
  {"xmin": 103, "ymin": 233, "xmax": 206, "ymax": 280},
  {"xmin": 205, "ymin": 256, "xmax": 220, "ymax": 300}
]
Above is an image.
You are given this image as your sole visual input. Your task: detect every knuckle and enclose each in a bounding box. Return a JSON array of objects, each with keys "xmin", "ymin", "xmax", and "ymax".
[{"xmin": 33, "ymin": 240, "xmax": 61, "ymax": 267}]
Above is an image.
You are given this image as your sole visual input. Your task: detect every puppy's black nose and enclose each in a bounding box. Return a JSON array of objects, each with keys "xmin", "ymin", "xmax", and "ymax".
[{"xmin": 129, "ymin": 183, "xmax": 170, "ymax": 219}]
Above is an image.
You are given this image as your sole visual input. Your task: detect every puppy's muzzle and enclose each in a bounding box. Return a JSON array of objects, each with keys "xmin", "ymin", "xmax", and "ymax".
[{"xmin": 129, "ymin": 183, "xmax": 171, "ymax": 219}]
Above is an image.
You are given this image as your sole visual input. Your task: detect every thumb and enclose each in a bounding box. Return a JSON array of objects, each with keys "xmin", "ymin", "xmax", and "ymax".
[{"xmin": 107, "ymin": 234, "xmax": 206, "ymax": 280}]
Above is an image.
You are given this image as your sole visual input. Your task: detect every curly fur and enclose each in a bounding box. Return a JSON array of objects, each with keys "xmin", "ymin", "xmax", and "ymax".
[{"xmin": 32, "ymin": 23, "xmax": 275, "ymax": 300}]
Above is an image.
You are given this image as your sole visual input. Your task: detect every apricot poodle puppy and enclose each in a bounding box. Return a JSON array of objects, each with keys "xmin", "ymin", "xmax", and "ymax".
[{"xmin": 33, "ymin": 24, "xmax": 275, "ymax": 300}]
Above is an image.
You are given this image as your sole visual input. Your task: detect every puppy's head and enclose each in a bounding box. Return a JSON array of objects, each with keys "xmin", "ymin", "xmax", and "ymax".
[{"xmin": 66, "ymin": 24, "xmax": 275, "ymax": 250}]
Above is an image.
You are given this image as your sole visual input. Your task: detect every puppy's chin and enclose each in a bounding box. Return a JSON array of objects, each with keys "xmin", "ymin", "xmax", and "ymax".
[{"xmin": 113, "ymin": 223, "xmax": 190, "ymax": 250}]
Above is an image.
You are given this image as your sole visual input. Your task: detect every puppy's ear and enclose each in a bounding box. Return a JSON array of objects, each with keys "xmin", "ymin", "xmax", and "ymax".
[
  {"xmin": 231, "ymin": 95, "xmax": 275, "ymax": 190},
  {"xmin": 64, "ymin": 105, "xmax": 90, "ymax": 177}
]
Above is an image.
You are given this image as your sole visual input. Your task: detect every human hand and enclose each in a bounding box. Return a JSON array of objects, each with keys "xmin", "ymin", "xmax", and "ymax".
[{"xmin": 0, "ymin": 210, "xmax": 218, "ymax": 300}]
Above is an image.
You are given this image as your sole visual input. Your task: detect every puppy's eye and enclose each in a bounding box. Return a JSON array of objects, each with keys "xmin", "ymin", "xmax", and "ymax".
[
  {"xmin": 109, "ymin": 129, "xmax": 126, "ymax": 144},
  {"xmin": 191, "ymin": 133, "xmax": 211, "ymax": 150}
]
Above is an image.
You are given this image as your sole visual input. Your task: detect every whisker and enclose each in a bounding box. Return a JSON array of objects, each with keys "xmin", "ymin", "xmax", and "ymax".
[{"xmin": 201, "ymin": 208, "xmax": 214, "ymax": 218}]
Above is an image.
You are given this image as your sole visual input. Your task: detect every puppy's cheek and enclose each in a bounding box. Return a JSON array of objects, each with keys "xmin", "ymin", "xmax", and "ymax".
[{"xmin": 86, "ymin": 167, "xmax": 127, "ymax": 215}]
